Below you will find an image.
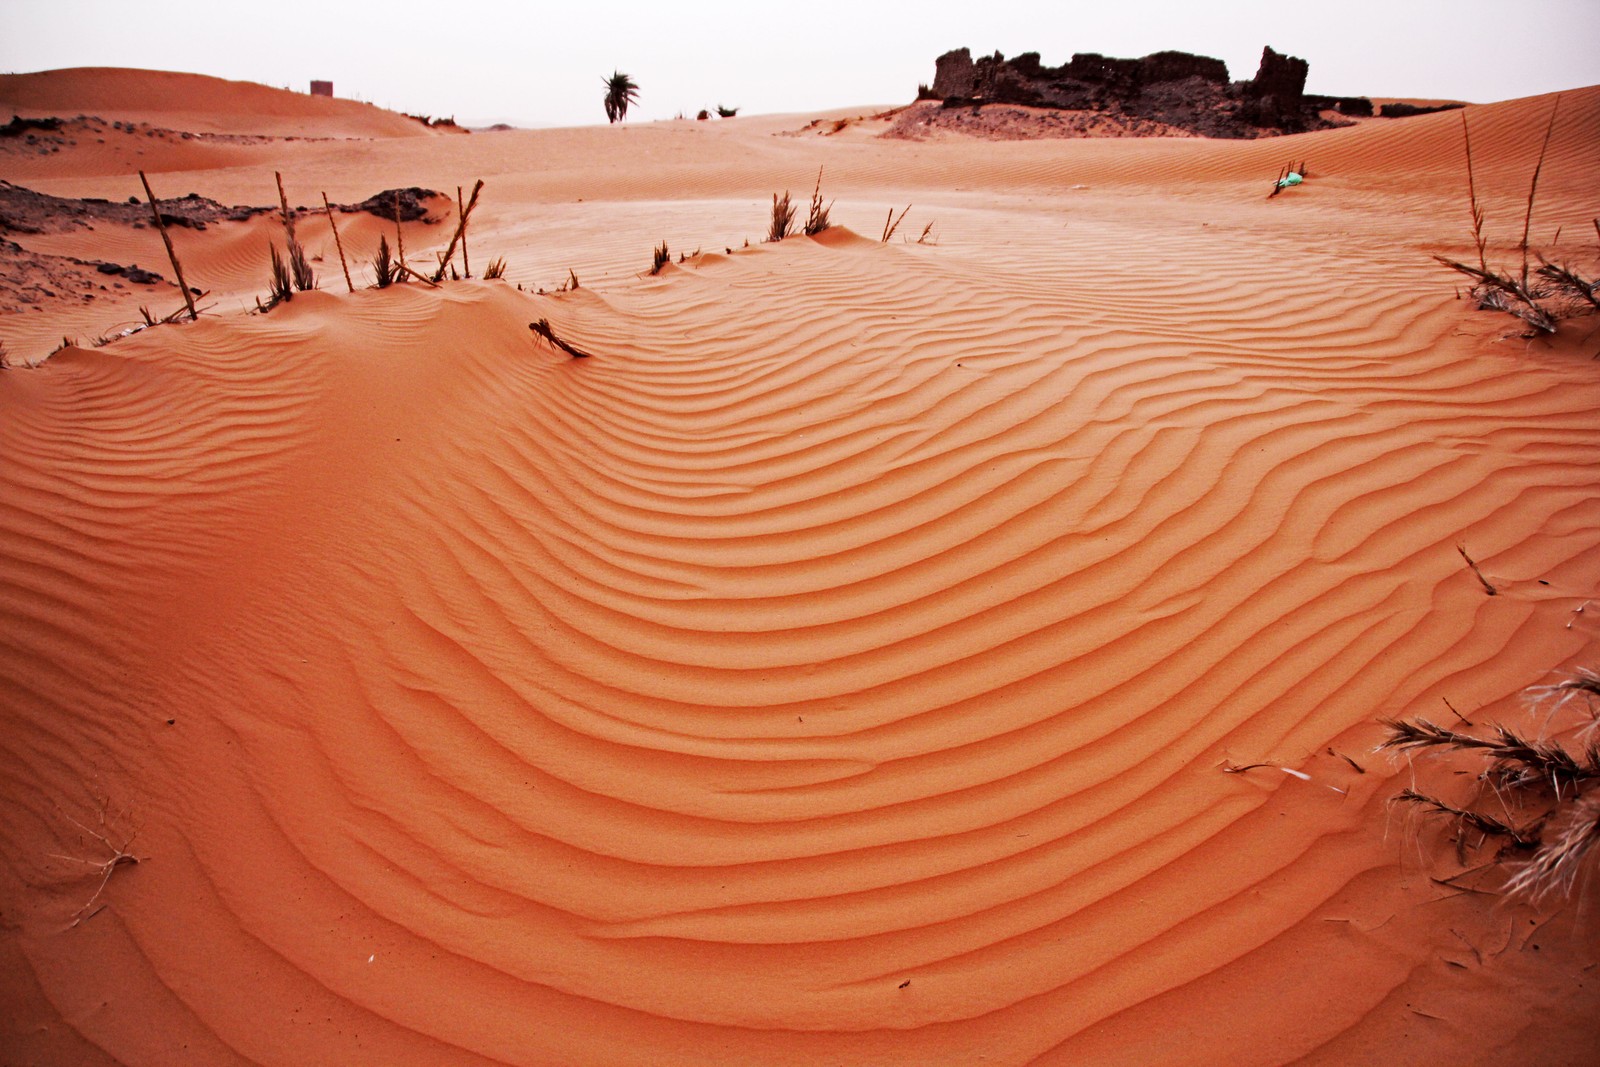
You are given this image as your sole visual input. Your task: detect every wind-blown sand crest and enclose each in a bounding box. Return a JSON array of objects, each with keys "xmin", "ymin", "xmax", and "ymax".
[{"xmin": 2, "ymin": 72, "xmax": 1598, "ymax": 1065}]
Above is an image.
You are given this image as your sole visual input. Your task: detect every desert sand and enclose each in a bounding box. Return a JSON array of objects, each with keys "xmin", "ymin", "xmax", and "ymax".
[{"xmin": 2, "ymin": 69, "xmax": 1599, "ymax": 1065}]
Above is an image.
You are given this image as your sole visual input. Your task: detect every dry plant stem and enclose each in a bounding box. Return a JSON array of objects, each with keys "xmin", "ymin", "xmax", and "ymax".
[
  {"xmin": 457, "ymin": 186, "xmax": 470, "ymax": 278},
  {"xmin": 393, "ymin": 191, "xmax": 408, "ymax": 275},
  {"xmin": 137, "ymin": 170, "xmax": 198, "ymax": 321},
  {"xmin": 274, "ymin": 171, "xmax": 295, "ymax": 237},
  {"xmin": 51, "ymin": 810, "xmax": 139, "ymax": 926},
  {"xmin": 1456, "ymin": 543, "xmax": 1497, "ymax": 595},
  {"xmin": 397, "ymin": 263, "xmax": 439, "ymax": 288},
  {"xmin": 529, "ymin": 318, "xmax": 592, "ymax": 358},
  {"xmin": 804, "ymin": 167, "xmax": 832, "ymax": 236},
  {"xmin": 1459, "ymin": 111, "xmax": 1488, "ymax": 273},
  {"xmin": 1519, "ymin": 95, "xmax": 1561, "ymax": 290},
  {"xmin": 322, "ymin": 192, "xmax": 354, "ymax": 293},
  {"xmin": 430, "ymin": 179, "xmax": 483, "ymax": 282},
  {"xmin": 882, "ymin": 204, "xmax": 911, "ymax": 242},
  {"xmin": 1504, "ymin": 792, "xmax": 1600, "ymax": 901},
  {"xmin": 769, "ymin": 191, "xmax": 795, "ymax": 242},
  {"xmin": 1394, "ymin": 788, "xmax": 1539, "ymax": 848}
]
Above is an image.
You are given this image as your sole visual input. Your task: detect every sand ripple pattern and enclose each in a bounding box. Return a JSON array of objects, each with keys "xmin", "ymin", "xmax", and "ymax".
[{"xmin": 4, "ymin": 93, "xmax": 1600, "ymax": 1065}]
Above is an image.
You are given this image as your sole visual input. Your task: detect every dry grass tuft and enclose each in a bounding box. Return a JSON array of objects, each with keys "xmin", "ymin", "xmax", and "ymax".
[
  {"xmin": 372, "ymin": 234, "xmax": 396, "ymax": 288},
  {"xmin": 266, "ymin": 243, "xmax": 293, "ymax": 307},
  {"xmin": 483, "ymin": 257, "xmax": 508, "ymax": 280},
  {"xmin": 1382, "ymin": 666, "xmax": 1600, "ymax": 901},
  {"xmin": 881, "ymin": 204, "xmax": 912, "ymax": 242},
  {"xmin": 1504, "ymin": 792, "xmax": 1600, "ymax": 902},
  {"xmin": 650, "ymin": 240, "xmax": 670, "ymax": 275},
  {"xmin": 768, "ymin": 190, "xmax": 796, "ymax": 242},
  {"xmin": 529, "ymin": 318, "xmax": 593, "ymax": 359},
  {"xmin": 804, "ymin": 167, "xmax": 832, "ymax": 236},
  {"xmin": 1434, "ymin": 96, "xmax": 1597, "ymax": 336}
]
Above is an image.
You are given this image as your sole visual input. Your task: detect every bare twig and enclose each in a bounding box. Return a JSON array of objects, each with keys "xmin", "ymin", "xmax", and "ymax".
[
  {"xmin": 51, "ymin": 808, "xmax": 140, "ymax": 927},
  {"xmin": 457, "ymin": 185, "xmax": 471, "ymax": 278},
  {"xmin": 1519, "ymin": 95, "xmax": 1561, "ymax": 291},
  {"xmin": 1456, "ymin": 543, "xmax": 1498, "ymax": 596},
  {"xmin": 137, "ymin": 170, "xmax": 198, "ymax": 321},
  {"xmin": 804, "ymin": 167, "xmax": 832, "ymax": 236},
  {"xmin": 429, "ymin": 179, "xmax": 483, "ymax": 283},
  {"xmin": 393, "ymin": 190, "xmax": 408, "ymax": 277},
  {"xmin": 273, "ymin": 172, "xmax": 314, "ymax": 290},
  {"xmin": 529, "ymin": 318, "xmax": 593, "ymax": 359},
  {"xmin": 322, "ymin": 192, "xmax": 354, "ymax": 293},
  {"xmin": 1460, "ymin": 112, "xmax": 1488, "ymax": 274},
  {"xmin": 396, "ymin": 262, "xmax": 440, "ymax": 288},
  {"xmin": 881, "ymin": 204, "xmax": 911, "ymax": 242}
]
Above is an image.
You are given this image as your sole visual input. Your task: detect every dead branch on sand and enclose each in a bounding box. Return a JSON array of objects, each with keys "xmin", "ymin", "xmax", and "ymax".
[
  {"xmin": 529, "ymin": 318, "xmax": 592, "ymax": 359},
  {"xmin": 137, "ymin": 170, "xmax": 198, "ymax": 321}
]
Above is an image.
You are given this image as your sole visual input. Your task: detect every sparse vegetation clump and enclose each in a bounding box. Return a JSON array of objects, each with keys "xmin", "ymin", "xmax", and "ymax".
[
  {"xmin": 372, "ymin": 234, "xmax": 396, "ymax": 287},
  {"xmin": 768, "ymin": 190, "xmax": 796, "ymax": 242},
  {"xmin": 881, "ymin": 204, "xmax": 912, "ymax": 242},
  {"xmin": 804, "ymin": 167, "xmax": 832, "ymax": 236},
  {"xmin": 1434, "ymin": 96, "xmax": 1599, "ymax": 336},
  {"xmin": 266, "ymin": 243, "xmax": 293, "ymax": 307},
  {"xmin": 715, "ymin": 104, "xmax": 739, "ymax": 118},
  {"xmin": 650, "ymin": 240, "xmax": 670, "ymax": 275},
  {"xmin": 529, "ymin": 318, "xmax": 593, "ymax": 359},
  {"xmin": 1382, "ymin": 667, "xmax": 1600, "ymax": 902},
  {"xmin": 483, "ymin": 256, "xmax": 508, "ymax": 280}
]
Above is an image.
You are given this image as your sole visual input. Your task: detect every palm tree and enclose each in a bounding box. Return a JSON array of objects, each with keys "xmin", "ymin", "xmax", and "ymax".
[{"xmin": 603, "ymin": 71, "xmax": 640, "ymax": 124}]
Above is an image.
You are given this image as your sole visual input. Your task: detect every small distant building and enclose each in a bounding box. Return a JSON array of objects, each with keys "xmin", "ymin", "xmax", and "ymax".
[{"xmin": 310, "ymin": 80, "xmax": 333, "ymax": 98}]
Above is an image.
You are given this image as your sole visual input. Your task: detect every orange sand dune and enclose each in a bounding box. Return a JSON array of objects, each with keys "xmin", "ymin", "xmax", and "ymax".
[
  {"xmin": 2, "ymin": 69, "xmax": 1600, "ymax": 1065},
  {"xmin": 0, "ymin": 66, "xmax": 434, "ymax": 138}
]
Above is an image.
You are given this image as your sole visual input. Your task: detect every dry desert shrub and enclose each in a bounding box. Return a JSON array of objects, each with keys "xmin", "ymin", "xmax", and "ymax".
[
  {"xmin": 768, "ymin": 190, "xmax": 796, "ymax": 242},
  {"xmin": 803, "ymin": 167, "xmax": 832, "ymax": 236},
  {"xmin": 265, "ymin": 243, "xmax": 293, "ymax": 307},
  {"xmin": 1435, "ymin": 96, "xmax": 1599, "ymax": 336},
  {"xmin": 1382, "ymin": 666, "xmax": 1600, "ymax": 902},
  {"xmin": 372, "ymin": 234, "xmax": 397, "ymax": 287},
  {"xmin": 650, "ymin": 240, "xmax": 670, "ymax": 275}
]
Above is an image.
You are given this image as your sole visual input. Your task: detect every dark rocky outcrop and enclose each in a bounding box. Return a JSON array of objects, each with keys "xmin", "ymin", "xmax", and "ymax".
[
  {"xmin": 342, "ymin": 187, "xmax": 446, "ymax": 222},
  {"xmin": 923, "ymin": 44, "xmax": 1369, "ymax": 138},
  {"xmin": 1379, "ymin": 101, "xmax": 1465, "ymax": 118}
]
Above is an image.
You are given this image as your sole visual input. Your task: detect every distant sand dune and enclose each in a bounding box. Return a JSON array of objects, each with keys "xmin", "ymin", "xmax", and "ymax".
[{"xmin": 1, "ymin": 70, "xmax": 1598, "ymax": 1066}]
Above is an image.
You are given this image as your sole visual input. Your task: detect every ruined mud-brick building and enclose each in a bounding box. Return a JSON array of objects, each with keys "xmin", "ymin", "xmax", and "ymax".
[{"xmin": 926, "ymin": 45, "xmax": 1372, "ymax": 137}]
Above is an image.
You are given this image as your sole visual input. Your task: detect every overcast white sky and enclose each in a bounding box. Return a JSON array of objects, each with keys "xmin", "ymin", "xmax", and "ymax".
[{"xmin": 3, "ymin": 0, "xmax": 1597, "ymax": 127}]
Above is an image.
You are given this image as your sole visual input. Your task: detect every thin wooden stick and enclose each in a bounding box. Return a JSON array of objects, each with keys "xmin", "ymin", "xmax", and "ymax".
[
  {"xmin": 393, "ymin": 190, "xmax": 408, "ymax": 276},
  {"xmin": 1519, "ymin": 95, "xmax": 1560, "ymax": 290},
  {"xmin": 1460, "ymin": 112, "xmax": 1487, "ymax": 274},
  {"xmin": 137, "ymin": 170, "xmax": 198, "ymax": 322},
  {"xmin": 431, "ymin": 179, "xmax": 484, "ymax": 282},
  {"xmin": 274, "ymin": 171, "xmax": 295, "ymax": 237},
  {"xmin": 1456, "ymin": 543, "xmax": 1498, "ymax": 596},
  {"xmin": 881, "ymin": 204, "xmax": 911, "ymax": 242},
  {"xmin": 396, "ymin": 263, "xmax": 439, "ymax": 288},
  {"xmin": 321, "ymin": 192, "xmax": 354, "ymax": 293},
  {"xmin": 457, "ymin": 185, "xmax": 471, "ymax": 278}
]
